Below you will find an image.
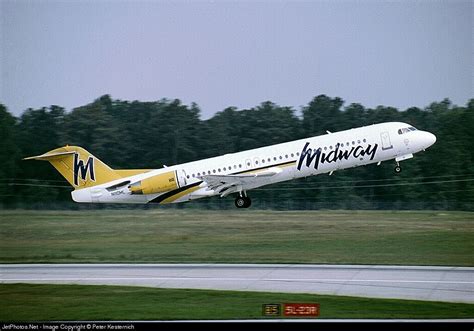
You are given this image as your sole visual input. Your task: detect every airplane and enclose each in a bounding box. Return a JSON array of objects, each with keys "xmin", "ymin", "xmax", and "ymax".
[{"xmin": 24, "ymin": 122, "xmax": 436, "ymax": 208}]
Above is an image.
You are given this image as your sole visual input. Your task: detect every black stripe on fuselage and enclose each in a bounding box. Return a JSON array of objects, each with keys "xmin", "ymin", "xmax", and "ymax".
[{"xmin": 149, "ymin": 181, "xmax": 202, "ymax": 204}]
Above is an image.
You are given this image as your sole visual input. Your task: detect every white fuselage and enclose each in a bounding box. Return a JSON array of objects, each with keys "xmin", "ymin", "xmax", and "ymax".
[{"xmin": 71, "ymin": 122, "xmax": 436, "ymax": 204}]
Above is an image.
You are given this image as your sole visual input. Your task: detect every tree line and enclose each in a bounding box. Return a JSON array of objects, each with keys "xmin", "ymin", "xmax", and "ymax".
[{"xmin": 0, "ymin": 94, "xmax": 473, "ymax": 210}]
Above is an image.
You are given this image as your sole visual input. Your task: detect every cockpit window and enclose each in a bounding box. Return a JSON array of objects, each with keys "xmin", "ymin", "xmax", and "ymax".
[{"xmin": 398, "ymin": 127, "xmax": 417, "ymax": 135}]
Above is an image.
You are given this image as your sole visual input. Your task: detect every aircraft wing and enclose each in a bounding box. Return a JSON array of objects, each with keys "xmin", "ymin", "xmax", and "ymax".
[{"xmin": 201, "ymin": 167, "xmax": 282, "ymax": 197}]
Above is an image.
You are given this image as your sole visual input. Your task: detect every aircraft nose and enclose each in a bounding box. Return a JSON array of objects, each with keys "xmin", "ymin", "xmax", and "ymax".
[{"xmin": 423, "ymin": 132, "xmax": 436, "ymax": 148}]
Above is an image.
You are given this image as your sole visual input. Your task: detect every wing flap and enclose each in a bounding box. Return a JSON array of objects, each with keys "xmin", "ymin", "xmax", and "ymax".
[{"xmin": 201, "ymin": 167, "xmax": 282, "ymax": 196}]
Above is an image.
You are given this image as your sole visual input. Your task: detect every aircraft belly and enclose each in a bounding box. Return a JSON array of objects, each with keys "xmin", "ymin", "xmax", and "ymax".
[
  {"xmin": 189, "ymin": 187, "xmax": 216, "ymax": 198},
  {"xmin": 71, "ymin": 188, "xmax": 148, "ymax": 204},
  {"xmin": 71, "ymin": 189, "xmax": 92, "ymax": 203}
]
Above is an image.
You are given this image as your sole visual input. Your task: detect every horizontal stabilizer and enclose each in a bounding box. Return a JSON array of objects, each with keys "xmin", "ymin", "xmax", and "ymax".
[{"xmin": 23, "ymin": 151, "xmax": 76, "ymax": 161}]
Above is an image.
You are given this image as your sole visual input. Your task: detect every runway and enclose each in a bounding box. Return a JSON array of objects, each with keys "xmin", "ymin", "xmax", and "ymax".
[{"xmin": 1, "ymin": 264, "xmax": 473, "ymax": 303}]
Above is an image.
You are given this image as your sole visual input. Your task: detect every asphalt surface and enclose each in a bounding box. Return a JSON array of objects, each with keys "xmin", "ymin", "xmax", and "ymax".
[{"xmin": 1, "ymin": 264, "xmax": 473, "ymax": 303}]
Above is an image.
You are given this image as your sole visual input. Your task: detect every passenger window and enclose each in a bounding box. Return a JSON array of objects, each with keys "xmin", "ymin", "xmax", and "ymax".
[
  {"xmin": 262, "ymin": 159, "xmax": 265, "ymax": 163},
  {"xmin": 291, "ymin": 153, "xmax": 294, "ymax": 157}
]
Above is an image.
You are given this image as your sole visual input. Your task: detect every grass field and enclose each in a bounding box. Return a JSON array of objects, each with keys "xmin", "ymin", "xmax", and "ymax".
[
  {"xmin": 0, "ymin": 210, "xmax": 473, "ymax": 265},
  {"xmin": 1, "ymin": 283, "xmax": 473, "ymax": 320}
]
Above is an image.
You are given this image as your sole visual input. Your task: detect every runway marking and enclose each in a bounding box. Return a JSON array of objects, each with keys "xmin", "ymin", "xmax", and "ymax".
[{"xmin": 2, "ymin": 277, "xmax": 473, "ymax": 284}]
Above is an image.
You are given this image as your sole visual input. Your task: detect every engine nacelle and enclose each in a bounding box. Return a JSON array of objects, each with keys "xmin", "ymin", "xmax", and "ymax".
[{"xmin": 129, "ymin": 171, "xmax": 178, "ymax": 195}]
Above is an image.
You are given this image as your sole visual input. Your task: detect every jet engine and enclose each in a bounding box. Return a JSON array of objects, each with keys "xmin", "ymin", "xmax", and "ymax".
[{"xmin": 128, "ymin": 171, "xmax": 178, "ymax": 195}]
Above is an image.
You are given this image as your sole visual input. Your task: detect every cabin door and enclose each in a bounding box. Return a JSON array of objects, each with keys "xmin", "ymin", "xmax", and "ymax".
[
  {"xmin": 177, "ymin": 169, "xmax": 188, "ymax": 187},
  {"xmin": 380, "ymin": 132, "xmax": 393, "ymax": 150}
]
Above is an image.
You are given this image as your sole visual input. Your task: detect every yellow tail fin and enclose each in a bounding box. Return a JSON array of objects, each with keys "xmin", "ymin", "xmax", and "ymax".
[{"xmin": 24, "ymin": 146, "xmax": 122, "ymax": 189}]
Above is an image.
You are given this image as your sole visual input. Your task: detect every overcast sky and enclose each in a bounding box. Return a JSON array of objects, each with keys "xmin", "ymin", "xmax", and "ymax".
[{"xmin": 1, "ymin": 0, "xmax": 472, "ymax": 119}]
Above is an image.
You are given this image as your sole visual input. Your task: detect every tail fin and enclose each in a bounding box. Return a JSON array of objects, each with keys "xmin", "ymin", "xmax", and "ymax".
[{"xmin": 24, "ymin": 146, "xmax": 122, "ymax": 189}]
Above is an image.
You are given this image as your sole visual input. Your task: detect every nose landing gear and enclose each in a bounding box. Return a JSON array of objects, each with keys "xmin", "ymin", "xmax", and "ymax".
[{"xmin": 394, "ymin": 161, "xmax": 402, "ymax": 174}]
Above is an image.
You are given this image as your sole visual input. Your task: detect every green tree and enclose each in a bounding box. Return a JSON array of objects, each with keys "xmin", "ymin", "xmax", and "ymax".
[
  {"xmin": 302, "ymin": 95, "xmax": 344, "ymax": 136},
  {"xmin": 61, "ymin": 96, "xmax": 124, "ymax": 168},
  {"xmin": 141, "ymin": 99, "xmax": 202, "ymax": 167},
  {"xmin": 200, "ymin": 107, "xmax": 242, "ymax": 158},
  {"xmin": 0, "ymin": 105, "xmax": 20, "ymax": 205},
  {"xmin": 14, "ymin": 105, "xmax": 67, "ymax": 205},
  {"xmin": 2, "ymin": 94, "xmax": 473, "ymax": 210}
]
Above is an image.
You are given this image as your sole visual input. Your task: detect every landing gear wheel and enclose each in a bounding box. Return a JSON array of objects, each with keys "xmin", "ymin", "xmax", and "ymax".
[
  {"xmin": 394, "ymin": 165, "xmax": 402, "ymax": 173},
  {"xmin": 235, "ymin": 196, "xmax": 251, "ymax": 208},
  {"xmin": 243, "ymin": 197, "xmax": 251, "ymax": 208},
  {"xmin": 235, "ymin": 197, "xmax": 246, "ymax": 208}
]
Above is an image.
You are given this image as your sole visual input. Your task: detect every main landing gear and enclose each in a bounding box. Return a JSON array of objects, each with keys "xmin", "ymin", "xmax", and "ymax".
[{"xmin": 235, "ymin": 192, "xmax": 251, "ymax": 208}]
